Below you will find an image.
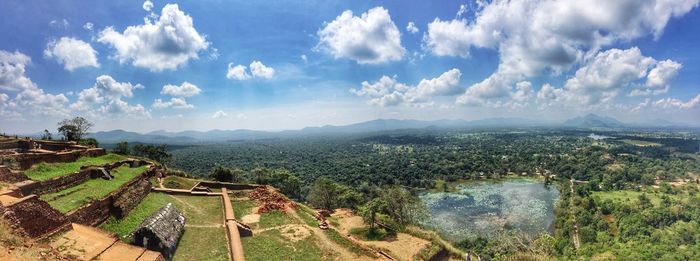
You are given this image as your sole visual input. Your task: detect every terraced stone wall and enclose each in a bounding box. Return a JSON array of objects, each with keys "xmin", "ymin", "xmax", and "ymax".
[{"xmin": 1, "ymin": 195, "xmax": 71, "ymax": 238}]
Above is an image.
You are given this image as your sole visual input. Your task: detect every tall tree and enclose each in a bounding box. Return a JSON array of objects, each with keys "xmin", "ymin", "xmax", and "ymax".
[{"xmin": 57, "ymin": 116, "xmax": 93, "ymax": 141}]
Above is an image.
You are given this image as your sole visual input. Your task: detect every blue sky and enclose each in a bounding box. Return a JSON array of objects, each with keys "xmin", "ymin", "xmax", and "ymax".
[{"xmin": 1, "ymin": 0, "xmax": 699, "ymax": 133}]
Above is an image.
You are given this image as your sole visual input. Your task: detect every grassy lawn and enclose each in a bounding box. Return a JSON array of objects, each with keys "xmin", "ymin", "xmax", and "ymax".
[
  {"xmin": 162, "ymin": 176, "xmax": 200, "ymax": 190},
  {"xmin": 25, "ymin": 153, "xmax": 128, "ymax": 181},
  {"xmin": 592, "ymin": 190, "xmax": 669, "ymax": 206},
  {"xmin": 325, "ymin": 228, "xmax": 374, "ymax": 257},
  {"xmin": 258, "ymin": 210, "xmax": 298, "ymax": 229},
  {"xmin": 231, "ymin": 199, "xmax": 258, "ymax": 219},
  {"xmin": 241, "ymin": 229, "xmax": 333, "ymax": 261},
  {"xmin": 41, "ymin": 165, "xmax": 147, "ymax": 213},
  {"xmin": 173, "ymin": 227, "xmax": 229, "ymax": 261},
  {"xmin": 102, "ymin": 193, "xmax": 224, "ymax": 240}
]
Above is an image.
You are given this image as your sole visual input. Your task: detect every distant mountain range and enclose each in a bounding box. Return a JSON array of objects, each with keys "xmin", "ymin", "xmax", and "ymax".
[{"xmin": 85, "ymin": 114, "xmax": 696, "ymax": 144}]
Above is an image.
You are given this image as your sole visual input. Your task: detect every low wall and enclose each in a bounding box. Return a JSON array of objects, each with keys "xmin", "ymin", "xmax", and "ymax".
[
  {"xmin": 18, "ymin": 159, "xmax": 140, "ymax": 196},
  {"xmin": 0, "ymin": 166, "xmax": 28, "ymax": 183},
  {"xmin": 67, "ymin": 166, "xmax": 156, "ymax": 226},
  {"xmin": 1, "ymin": 195, "xmax": 71, "ymax": 238},
  {"xmin": 11, "ymin": 148, "xmax": 106, "ymax": 170},
  {"xmin": 195, "ymin": 181, "xmax": 263, "ymax": 191}
]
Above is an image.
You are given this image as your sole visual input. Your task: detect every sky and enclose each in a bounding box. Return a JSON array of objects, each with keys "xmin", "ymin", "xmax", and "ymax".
[{"xmin": 1, "ymin": 0, "xmax": 700, "ymax": 133}]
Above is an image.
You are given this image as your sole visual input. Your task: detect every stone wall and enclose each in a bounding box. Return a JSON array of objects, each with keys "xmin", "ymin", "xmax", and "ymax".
[
  {"xmin": 1, "ymin": 195, "xmax": 71, "ymax": 238},
  {"xmin": 0, "ymin": 166, "xmax": 27, "ymax": 183}
]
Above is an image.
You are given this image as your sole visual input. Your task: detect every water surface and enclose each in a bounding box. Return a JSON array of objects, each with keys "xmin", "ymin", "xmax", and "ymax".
[{"xmin": 420, "ymin": 178, "xmax": 559, "ymax": 241}]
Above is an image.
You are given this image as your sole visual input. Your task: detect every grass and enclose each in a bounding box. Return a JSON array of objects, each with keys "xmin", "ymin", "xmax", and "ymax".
[
  {"xmin": 620, "ymin": 139, "xmax": 662, "ymax": 147},
  {"xmin": 101, "ymin": 193, "xmax": 224, "ymax": 240},
  {"xmin": 241, "ymin": 229, "xmax": 332, "ymax": 261},
  {"xmin": 592, "ymin": 190, "xmax": 666, "ymax": 206},
  {"xmin": 162, "ymin": 176, "xmax": 200, "ymax": 190},
  {"xmin": 41, "ymin": 165, "xmax": 148, "ymax": 213},
  {"xmin": 231, "ymin": 199, "xmax": 258, "ymax": 219},
  {"xmin": 296, "ymin": 204, "xmax": 320, "ymax": 227},
  {"xmin": 173, "ymin": 227, "xmax": 229, "ymax": 261},
  {"xmin": 257, "ymin": 210, "xmax": 298, "ymax": 229},
  {"xmin": 349, "ymin": 227, "xmax": 391, "ymax": 241},
  {"xmin": 324, "ymin": 228, "xmax": 375, "ymax": 257},
  {"xmin": 25, "ymin": 153, "xmax": 128, "ymax": 181}
]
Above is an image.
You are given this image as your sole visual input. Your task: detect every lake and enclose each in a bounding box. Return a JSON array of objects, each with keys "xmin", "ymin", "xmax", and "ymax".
[{"xmin": 420, "ymin": 178, "xmax": 560, "ymax": 242}]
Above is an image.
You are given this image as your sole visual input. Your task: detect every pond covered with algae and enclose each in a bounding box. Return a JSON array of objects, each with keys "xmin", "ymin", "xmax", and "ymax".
[{"xmin": 420, "ymin": 178, "xmax": 560, "ymax": 242}]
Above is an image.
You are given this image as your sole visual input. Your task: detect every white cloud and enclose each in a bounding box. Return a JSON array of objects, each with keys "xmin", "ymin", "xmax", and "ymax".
[
  {"xmin": 226, "ymin": 63, "xmax": 250, "ymax": 80},
  {"xmin": 161, "ymin": 82, "xmax": 201, "ymax": 97},
  {"xmin": 457, "ymin": 4, "xmax": 468, "ymax": 18},
  {"xmin": 99, "ymin": 99, "xmax": 150, "ymax": 118},
  {"xmin": 301, "ymin": 55, "xmax": 308, "ymax": 63},
  {"xmin": 636, "ymin": 93, "xmax": 700, "ymax": 111},
  {"xmin": 632, "ymin": 59, "xmax": 683, "ymax": 96},
  {"xmin": 427, "ymin": 0, "xmax": 699, "ymax": 107},
  {"xmin": 406, "ymin": 22, "xmax": 419, "ymax": 34},
  {"xmin": 143, "ymin": 0, "xmax": 154, "ymax": 12},
  {"xmin": 0, "ymin": 50, "xmax": 35, "ymax": 92},
  {"xmin": 83, "ymin": 22, "xmax": 94, "ymax": 31},
  {"xmin": 49, "ymin": 19, "xmax": 69, "ymax": 29},
  {"xmin": 351, "ymin": 68, "xmax": 463, "ymax": 106},
  {"xmin": 249, "ymin": 60, "xmax": 275, "ymax": 79},
  {"xmin": 535, "ymin": 47, "xmax": 685, "ymax": 109},
  {"xmin": 93, "ymin": 75, "xmax": 143, "ymax": 99},
  {"xmin": 236, "ymin": 113, "xmax": 248, "ymax": 120},
  {"xmin": 227, "ymin": 61, "xmax": 275, "ymax": 80},
  {"xmin": 98, "ymin": 4, "xmax": 209, "ymax": 71},
  {"xmin": 212, "ymin": 110, "xmax": 227, "ymax": 119},
  {"xmin": 71, "ymin": 75, "xmax": 149, "ymax": 118},
  {"xmin": 152, "ymin": 97, "xmax": 193, "ymax": 109},
  {"xmin": 317, "ymin": 6, "xmax": 405, "ymax": 64},
  {"xmin": 44, "ymin": 37, "xmax": 100, "ymax": 71}
]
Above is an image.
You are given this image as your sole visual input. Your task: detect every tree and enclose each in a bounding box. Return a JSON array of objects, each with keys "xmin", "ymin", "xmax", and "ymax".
[
  {"xmin": 41, "ymin": 129, "xmax": 52, "ymax": 140},
  {"xmin": 79, "ymin": 138, "xmax": 98, "ymax": 148},
  {"xmin": 379, "ymin": 186, "xmax": 428, "ymax": 228},
  {"xmin": 252, "ymin": 167, "xmax": 270, "ymax": 184},
  {"xmin": 57, "ymin": 117, "xmax": 93, "ymax": 141},
  {"xmin": 359, "ymin": 198, "xmax": 384, "ymax": 229},
  {"xmin": 113, "ymin": 141, "xmax": 130, "ymax": 155},
  {"xmin": 211, "ymin": 165, "xmax": 233, "ymax": 182},
  {"xmin": 132, "ymin": 144, "xmax": 171, "ymax": 164},
  {"xmin": 307, "ymin": 177, "xmax": 340, "ymax": 210}
]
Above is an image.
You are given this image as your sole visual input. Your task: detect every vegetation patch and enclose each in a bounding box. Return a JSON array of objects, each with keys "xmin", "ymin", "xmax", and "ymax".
[
  {"xmin": 41, "ymin": 165, "xmax": 147, "ymax": 213},
  {"xmin": 102, "ymin": 193, "xmax": 223, "ymax": 239},
  {"xmin": 173, "ymin": 227, "xmax": 229, "ymax": 261},
  {"xmin": 231, "ymin": 199, "xmax": 258, "ymax": 219},
  {"xmin": 257, "ymin": 210, "xmax": 298, "ymax": 229},
  {"xmin": 241, "ymin": 229, "xmax": 331, "ymax": 261},
  {"xmin": 323, "ymin": 228, "xmax": 374, "ymax": 257},
  {"xmin": 349, "ymin": 227, "xmax": 391, "ymax": 241},
  {"xmin": 620, "ymin": 139, "xmax": 662, "ymax": 147},
  {"xmin": 25, "ymin": 153, "xmax": 128, "ymax": 181},
  {"xmin": 162, "ymin": 175, "xmax": 200, "ymax": 190}
]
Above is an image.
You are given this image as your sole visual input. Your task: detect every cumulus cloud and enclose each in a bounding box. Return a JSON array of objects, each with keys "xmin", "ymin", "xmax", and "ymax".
[
  {"xmin": 161, "ymin": 82, "xmax": 201, "ymax": 97},
  {"xmin": 406, "ymin": 22, "xmax": 419, "ymax": 34},
  {"xmin": 0, "ymin": 50, "xmax": 70, "ymax": 117},
  {"xmin": 71, "ymin": 75, "xmax": 149, "ymax": 118},
  {"xmin": 427, "ymin": 0, "xmax": 699, "ymax": 107},
  {"xmin": 249, "ymin": 60, "xmax": 275, "ymax": 79},
  {"xmin": 49, "ymin": 19, "xmax": 69, "ymax": 30},
  {"xmin": 212, "ymin": 110, "xmax": 227, "ymax": 119},
  {"xmin": 98, "ymin": 4, "xmax": 209, "ymax": 71},
  {"xmin": 630, "ymin": 59, "xmax": 683, "ymax": 96},
  {"xmin": 143, "ymin": 0, "xmax": 154, "ymax": 12},
  {"xmin": 226, "ymin": 63, "xmax": 250, "ymax": 80},
  {"xmin": 351, "ymin": 68, "xmax": 462, "ymax": 106},
  {"xmin": 152, "ymin": 97, "xmax": 193, "ymax": 109},
  {"xmin": 44, "ymin": 37, "xmax": 100, "ymax": 71},
  {"xmin": 536, "ymin": 47, "xmax": 684, "ymax": 108},
  {"xmin": 227, "ymin": 61, "xmax": 275, "ymax": 80},
  {"xmin": 317, "ymin": 6, "xmax": 405, "ymax": 64}
]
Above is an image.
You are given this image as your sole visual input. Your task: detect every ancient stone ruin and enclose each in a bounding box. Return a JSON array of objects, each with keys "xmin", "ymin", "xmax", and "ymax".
[{"xmin": 133, "ymin": 203, "xmax": 186, "ymax": 260}]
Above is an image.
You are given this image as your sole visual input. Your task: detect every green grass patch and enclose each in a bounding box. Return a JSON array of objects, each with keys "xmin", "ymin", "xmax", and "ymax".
[
  {"xmin": 349, "ymin": 227, "xmax": 391, "ymax": 241},
  {"xmin": 231, "ymin": 199, "xmax": 258, "ymax": 219},
  {"xmin": 241, "ymin": 229, "xmax": 332, "ymax": 261},
  {"xmin": 162, "ymin": 176, "xmax": 199, "ymax": 190},
  {"xmin": 173, "ymin": 227, "xmax": 229, "ymax": 261},
  {"xmin": 25, "ymin": 153, "xmax": 128, "ymax": 181},
  {"xmin": 257, "ymin": 210, "xmax": 298, "ymax": 229},
  {"xmin": 296, "ymin": 206, "xmax": 319, "ymax": 227},
  {"xmin": 101, "ymin": 193, "xmax": 224, "ymax": 240},
  {"xmin": 324, "ymin": 228, "xmax": 374, "ymax": 257},
  {"xmin": 620, "ymin": 139, "xmax": 662, "ymax": 147},
  {"xmin": 41, "ymin": 165, "xmax": 147, "ymax": 213},
  {"xmin": 591, "ymin": 190, "xmax": 680, "ymax": 207}
]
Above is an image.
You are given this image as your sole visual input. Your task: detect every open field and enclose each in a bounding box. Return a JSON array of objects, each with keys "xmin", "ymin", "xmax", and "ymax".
[
  {"xmin": 174, "ymin": 227, "xmax": 229, "ymax": 261},
  {"xmin": 162, "ymin": 175, "xmax": 200, "ymax": 190},
  {"xmin": 620, "ymin": 139, "xmax": 662, "ymax": 147},
  {"xmin": 241, "ymin": 229, "xmax": 334, "ymax": 261},
  {"xmin": 41, "ymin": 165, "xmax": 148, "ymax": 213},
  {"xmin": 25, "ymin": 153, "xmax": 128, "ymax": 181},
  {"xmin": 591, "ymin": 189, "xmax": 686, "ymax": 207}
]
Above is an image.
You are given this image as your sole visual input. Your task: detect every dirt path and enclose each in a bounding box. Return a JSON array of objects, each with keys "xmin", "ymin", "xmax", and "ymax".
[
  {"xmin": 167, "ymin": 194, "xmax": 204, "ymax": 215},
  {"xmin": 570, "ymin": 179, "xmax": 581, "ymax": 249},
  {"xmin": 286, "ymin": 207, "xmax": 374, "ymax": 261}
]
